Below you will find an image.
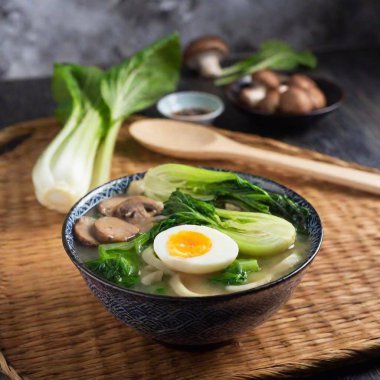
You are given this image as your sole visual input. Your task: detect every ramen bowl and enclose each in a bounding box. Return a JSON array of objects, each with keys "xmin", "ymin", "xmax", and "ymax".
[{"xmin": 62, "ymin": 170, "xmax": 322, "ymax": 346}]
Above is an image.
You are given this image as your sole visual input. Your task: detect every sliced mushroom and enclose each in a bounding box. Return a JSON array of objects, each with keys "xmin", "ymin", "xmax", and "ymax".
[
  {"xmin": 239, "ymin": 86, "xmax": 267, "ymax": 108},
  {"xmin": 115, "ymin": 196, "xmax": 164, "ymax": 227},
  {"xmin": 252, "ymin": 70, "xmax": 281, "ymax": 89},
  {"xmin": 279, "ymin": 87, "xmax": 314, "ymax": 114},
  {"xmin": 288, "ymin": 74, "xmax": 317, "ymax": 91},
  {"xmin": 94, "ymin": 217, "xmax": 139, "ymax": 243},
  {"xmin": 183, "ymin": 36, "xmax": 229, "ymax": 78},
  {"xmin": 307, "ymin": 86, "xmax": 327, "ymax": 109},
  {"xmin": 74, "ymin": 216, "xmax": 100, "ymax": 247},
  {"xmin": 256, "ymin": 88, "xmax": 280, "ymax": 113},
  {"xmin": 98, "ymin": 196, "xmax": 128, "ymax": 216}
]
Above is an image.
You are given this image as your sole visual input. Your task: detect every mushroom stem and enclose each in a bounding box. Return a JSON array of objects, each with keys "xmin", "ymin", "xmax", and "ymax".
[
  {"xmin": 198, "ymin": 54, "xmax": 223, "ymax": 78},
  {"xmin": 240, "ymin": 86, "xmax": 267, "ymax": 108}
]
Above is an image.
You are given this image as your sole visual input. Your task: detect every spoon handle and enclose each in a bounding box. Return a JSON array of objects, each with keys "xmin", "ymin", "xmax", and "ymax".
[{"xmin": 214, "ymin": 141, "xmax": 380, "ymax": 194}]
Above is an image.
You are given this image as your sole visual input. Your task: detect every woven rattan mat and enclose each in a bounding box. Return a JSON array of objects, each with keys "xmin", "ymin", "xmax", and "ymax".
[{"xmin": 0, "ymin": 117, "xmax": 379, "ymax": 380}]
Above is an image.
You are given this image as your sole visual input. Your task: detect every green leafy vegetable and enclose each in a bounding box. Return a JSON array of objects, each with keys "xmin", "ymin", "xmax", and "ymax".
[
  {"xmin": 86, "ymin": 246, "xmax": 139, "ymax": 288},
  {"xmin": 97, "ymin": 232, "xmax": 151, "ymax": 256},
  {"xmin": 144, "ymin": 164, "xmax": 309, "ymax": 232},
  {"xmin": 211, "ymin": 259, "xmax": 260, "ymax": 285},
  {"xmin": 215, "ymin": 40, "xmax": 317, "ymax": 85},
  {"xmin": 33, "ymin": 33, "xmax": 181, "ymax": 213},
  {"xmin": 155, "ymin": 287, "xmax": 167, "ymax": 295},
  {"xmin": 88, "ymin": 231, "xmax": 154, "ymax": 288}
]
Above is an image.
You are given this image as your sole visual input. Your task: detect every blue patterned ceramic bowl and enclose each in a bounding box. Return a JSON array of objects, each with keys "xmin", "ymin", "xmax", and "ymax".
[{"xmin": 62, "ymin": 170, "xmax": 323, "ymax": 346}]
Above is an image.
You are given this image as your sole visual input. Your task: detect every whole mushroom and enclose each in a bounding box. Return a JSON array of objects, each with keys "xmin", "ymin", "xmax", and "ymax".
[
  {"xmin": 252, "ymin": 70, "xmax": 281, "ymax": 89},
  {"xmin": 279, "ymin": 86, "xmax": 314, "ymax": 114},
  {"xmin": 307, "ymin": 86, "xmax": 327, "ymax": 109},
  {"xmin": 256, "ymin": 88, "xmax": 281, "ymax": 113},
  {"xmin": 183, "ymin": 36, "xmax": 229, "ymax": 78},
  {"xmin": 288, "ymin": 74, "xmax": 317, "ymax": 91}
]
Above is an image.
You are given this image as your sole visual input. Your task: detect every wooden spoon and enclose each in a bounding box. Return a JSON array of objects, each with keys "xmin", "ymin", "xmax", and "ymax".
[{"xmin": 129, "ymin": 119, "xmax": 380, "ymax": 195}]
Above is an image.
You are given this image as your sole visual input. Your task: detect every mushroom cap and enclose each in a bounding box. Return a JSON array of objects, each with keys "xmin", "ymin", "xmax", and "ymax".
[
  {"xmin": 307, "ymin": 86, "xmax": 327, "ymax": 109},
  {"xmin": 252, "ymin": 70, "xmax": 281, "ymax": 89},
  {"xmin": 183, "ymin": 35, "xmax": 229, "ymax": 68},
  {"xmin": 256, "ymin": 88, "xmax": 280, "ymax": 113},
  {"xmin": 288, "ymin": 74, "xmax": 317, "ymax": 90},
  {"xmin": 279, "ymin": 86, "xmax": 314, "ymax": 114}
]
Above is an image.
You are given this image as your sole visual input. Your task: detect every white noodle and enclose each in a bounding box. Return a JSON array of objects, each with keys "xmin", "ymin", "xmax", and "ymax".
[
  {"xmin": 139, "ymin": 265, "xmax": 157, "ymax": 278},
  {"xmin": 272, "ymin": 253, "xmax": 300, "ymax": 275},
  {"xmin": 225, "ymin": 275, "xmax": 273, "ymax": 293},
  {"xmin": 141, "ymin": 270, "xmax": 164, "ymax": 286},
  {"xmin": 169, "ymin": 275, "xmax": 207, "ymax": 297},
  {"xmin": 142, "ymin": 247, "xmax": 173, "ymax": 275}
]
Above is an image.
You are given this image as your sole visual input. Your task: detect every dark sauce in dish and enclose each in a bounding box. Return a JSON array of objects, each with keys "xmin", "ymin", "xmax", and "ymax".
[{"xmin": 172, "ymin": 108, "xmax": 211, "ymax": 116}]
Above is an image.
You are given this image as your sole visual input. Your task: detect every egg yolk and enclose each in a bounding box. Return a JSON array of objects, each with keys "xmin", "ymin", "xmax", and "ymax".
[{"xmin": 167, "ymin": 231, "xmax": 212, "ymax": 258}]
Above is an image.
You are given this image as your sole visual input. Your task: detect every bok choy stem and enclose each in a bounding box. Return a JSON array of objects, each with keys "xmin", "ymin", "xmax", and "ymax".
[
  {"xmin": 33, "ymin": 108, "xmax": 104, "ymax": 212},
  {"xmin": 90, "ymin": 119, "xmax": 123, "ymax": 188}
]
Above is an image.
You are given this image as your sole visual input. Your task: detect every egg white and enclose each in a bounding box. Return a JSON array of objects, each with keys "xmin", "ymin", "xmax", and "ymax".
[{"xmin": 153, "ymin": 225, "xmax": 239, "ymax": 274}]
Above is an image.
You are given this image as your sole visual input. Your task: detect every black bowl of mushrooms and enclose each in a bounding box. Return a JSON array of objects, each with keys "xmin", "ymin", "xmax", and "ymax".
[{"xmin": 225, "ymin": 70, "xmax": 343, "ymax": 127}]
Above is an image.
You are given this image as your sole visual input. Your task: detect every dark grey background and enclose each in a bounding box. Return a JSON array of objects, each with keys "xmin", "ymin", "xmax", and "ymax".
[{"xmin": 1, "ymin": 0, "xmax": 380, "ymax": 79}]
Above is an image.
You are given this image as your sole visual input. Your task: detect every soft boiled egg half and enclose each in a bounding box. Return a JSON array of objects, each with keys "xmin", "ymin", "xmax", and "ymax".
[{"xmin": 153, "ymin": 225, "xmax": 239, "ymax": 274}]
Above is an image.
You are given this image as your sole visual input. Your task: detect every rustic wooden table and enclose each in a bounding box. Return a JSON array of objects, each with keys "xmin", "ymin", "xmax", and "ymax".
[{"xmin": 0, "ymin": 48, "xmax": 379, "ymax": 380}]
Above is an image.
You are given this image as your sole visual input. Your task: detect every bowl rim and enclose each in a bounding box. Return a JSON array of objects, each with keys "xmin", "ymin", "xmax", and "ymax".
[
  {"xmin": 225, "ymin": 76, "xmax": 344, "ymax": 118},
  {"xmin": 157, "ymin": 91, "xmax": 225, "ymax": 121},
  {"xmin": 62, "ymin": 169, "xmax": 323, "ymax": 302}
]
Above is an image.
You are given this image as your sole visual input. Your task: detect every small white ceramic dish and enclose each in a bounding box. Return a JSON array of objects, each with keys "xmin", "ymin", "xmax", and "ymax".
[{"xmin": 157, "ymin": 91, "xmax": 224, "ymax": 124}]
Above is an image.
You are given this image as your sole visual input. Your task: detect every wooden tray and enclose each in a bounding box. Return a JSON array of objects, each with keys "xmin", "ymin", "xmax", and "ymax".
[{"xmin": 1, "ymin": 117, "xmax": 379, "ymax": 380}]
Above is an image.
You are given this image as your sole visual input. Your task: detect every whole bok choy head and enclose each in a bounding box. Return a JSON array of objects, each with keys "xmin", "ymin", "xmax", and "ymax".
[{"xmin": 32, "ymin": 33, "xmax": 181, "ymax": 213}]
